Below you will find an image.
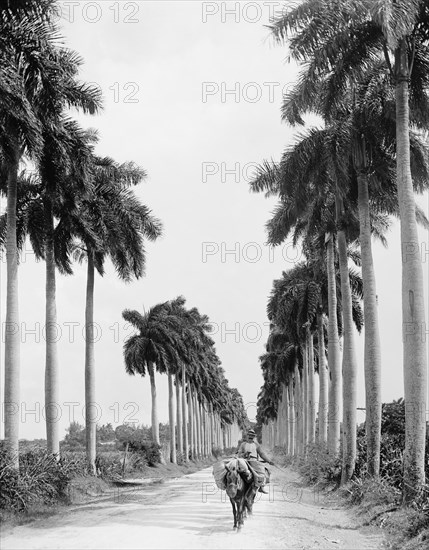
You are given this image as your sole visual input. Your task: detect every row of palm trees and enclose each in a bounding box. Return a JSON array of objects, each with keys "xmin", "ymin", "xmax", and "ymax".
[
  {"xmin": 0, "ymin": 1, "xmax": 165, "ymax": 472},
  {"xmin": 253, "ymin": 0, "xmax": 429, "ymax": 502},
  {"xmin": 1, "ymin": 1, "xmax": 248, "ymax": 472},
  {"xmin": 123, "ymin": 296, "xmax": 248, "ymax": 463}
]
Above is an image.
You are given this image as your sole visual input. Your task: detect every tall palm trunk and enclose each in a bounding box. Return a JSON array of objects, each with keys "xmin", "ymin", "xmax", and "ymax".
[
  {"xmin": 307, "ymin": 328, "xmax": 316, "ymax": 445},
  {"xmin": 284, "ymin": 384, "xmax": 289, "ymax": 453},
  {"xmin": 279, "ymin": 387, "xmax": 284, "ymax": 448},
  {"xmin": 395, "ymin": 41, "xmax": 427, "ymax": 501},
  {"xmin": 168, "ymin": 372, "xmax": 176, "ymax": 463},
  {"xmin": 147, "ymin": 361, "xmax": 160, "ymax": 445},
  {"xmin": 326, "ymin": 234, "xmax": 342, "ymax": 455},
  {"xmin": 187, "ymin": 382, "xmax": 195, "ymax": 460},
  {"xmin": 209, "ymin": 407, "xmax": 214, "ymax": 454},
  {"xmin": 44, "ymin": 197, "xmax": 59, "ymax": 456},
  {"xmin": 205, "ymin": 404, "xmax": 210, "ymax": 456},
  {"xmin": 294, "ymin": 363, "xmax": 303, "ymax": 457},
  {"xmin": 194, "ymin": 393, "xmax": 201, "ymax": 459},
  {"xmin": 273, "ymin": 416, "xmax": 278, "ymax": 447},
  {"xmin": 202, "ymin": 403, "xmax": 207, "ymax": 456},
  {"xmin": 337, "ymin": 232, "xmax": 357, "ymax": 482},
  {"xmin": 278, "ymin": 390, "xmax": 283, "ymax": 446},
  {"xmin": 356, "ymin": 152, "xmax": 381, "ymax": 477},
  {"xmin": 4, "ymin": 142, "xmax": 21, "ymax": 468},
  {"xmin": 288, "ymin": 381, "xmax": 295, "ymax": 457},
  {"xmin": 175, "ymin": 372, "xmax": 183, "ymax": 461},
  {"xmin": 336, "ymin": 193, "xmax": 358, "ymax": 483},
  {"xmin": 85, "ymin": 251, "xmax": 96, "ymax": 474},
  {"xmin": 182, "ymin": 365, "xmax": 189, "ymax": 462},
  {"xmin": 209, "ymin": 402, "xmax": 215, "ymax": 455},
  {"xmin": 202, "ymin": 405, "xmax": 206, "ymax": 456},
  {"xmin": 218, "ymin": 415, "xmax": 221, "ymax": 449},
  {"xmin": 200, "ymin": 401, "xmax": 207, "ymax": 457},
  {"xmin": 302, "ymin": 344, "xmax": 308, "ymax": 453},
  {"xmin": 317, "ymin": 312, "xmax": 328, "ymax": 445},
  {"xmin": 195, "ymin": 395, "xmax": 200, "ymax": 458},
  {"xmin": 214, "ymin": 412, "xmax": 220, "ymax": 447}
]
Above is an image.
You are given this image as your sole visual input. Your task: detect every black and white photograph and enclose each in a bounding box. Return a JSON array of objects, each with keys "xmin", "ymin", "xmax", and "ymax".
[{"xmin": 1, "ymin": 1, "xmax": 428, "ymax": 549}]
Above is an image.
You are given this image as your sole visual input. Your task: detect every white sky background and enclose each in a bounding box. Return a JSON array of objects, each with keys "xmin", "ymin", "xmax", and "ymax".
[{"xmin": 0, "ymin": 0, "xmax": 428, "ymax": 440}]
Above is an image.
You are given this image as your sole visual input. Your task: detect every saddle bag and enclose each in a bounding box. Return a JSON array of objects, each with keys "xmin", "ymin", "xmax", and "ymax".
[
  {"xmin": 247, "ymin": 460, "xmax": 266, "ymax": 487},
  {"xmin": 212, "ymin": 460, "xmax": 228, "ymax": 490}
]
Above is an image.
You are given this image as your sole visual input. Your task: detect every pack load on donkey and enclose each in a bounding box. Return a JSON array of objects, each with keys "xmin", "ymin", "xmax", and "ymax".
[
  {"xmin": 212, "ymin": 460, "xmax": 228, "ymax": 490},
  {"xmin": 246, "ymin": 460, "xmax": 266, "ymax": 487},
  {"xmin": 212, "ymin": 458, "xmax": 259, "ymax": 489}
]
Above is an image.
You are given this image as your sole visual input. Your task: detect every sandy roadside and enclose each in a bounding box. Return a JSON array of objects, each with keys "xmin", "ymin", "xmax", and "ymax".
[{"xmin": 1, "ymin": 466, "xmax": 385, "ymax": 549}]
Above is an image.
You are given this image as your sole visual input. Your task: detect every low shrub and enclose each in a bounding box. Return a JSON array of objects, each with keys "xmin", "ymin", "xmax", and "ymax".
[
  {"xmin": 383, "ymin": 507, "xmax": 429, "ymax": 549},
  {"xmin": 273, "ymin": 446, "xmax": 293, "ymax": 468},
  {"xmin": 354, "ymin": 428, "xmax": 405, "ymax": 490},
  {"xmin": 95, "ymin": 451, "xmax": 124, "ymax": 480},
  {"xmin": 95, "ymin": 446, "xmax": 156, "ymax": 479},
  {"xmin": 298, "ymin": 443, "xmax": 342, "ymax": 486},
  {"xmin": 343, "ymin": 475, "xmax": 400, "ymax": 508},
  {"xmin": 0, "ymin": 445, "xmax": 88, "ymax": 513},
  {"xmin": 127, "ymin": 440, "xmax": 161, "ymax": 467},
  {"xmin": 211, "ymin": 447, "xmax": 223, "ymax": 459}
]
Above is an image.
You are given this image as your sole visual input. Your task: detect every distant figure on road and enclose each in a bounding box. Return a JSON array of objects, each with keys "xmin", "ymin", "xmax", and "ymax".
[{"xmin": 236, "ymin": 429, "xmax": 274, "ymax": 494}]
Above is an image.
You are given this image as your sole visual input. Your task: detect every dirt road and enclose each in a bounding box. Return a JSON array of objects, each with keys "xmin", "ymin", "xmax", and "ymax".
[{"xmin": 2, "ymin": 466, "xmax": 384, "ymax": 549}]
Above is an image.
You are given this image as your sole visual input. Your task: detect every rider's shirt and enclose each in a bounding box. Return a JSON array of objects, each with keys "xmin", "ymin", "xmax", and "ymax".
[
  {"xmin": 237, "ymin": 440, "xmax": 271, "ymax": 463},
  {"xmin": 238, "ymin": 441, "xmax": 259, "ymax": 460}
]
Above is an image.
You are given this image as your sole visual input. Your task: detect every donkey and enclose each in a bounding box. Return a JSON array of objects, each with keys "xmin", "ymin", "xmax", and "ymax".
[{"xmin": 224, "ymin": 460, "xmax": 258, "ymax": 530}]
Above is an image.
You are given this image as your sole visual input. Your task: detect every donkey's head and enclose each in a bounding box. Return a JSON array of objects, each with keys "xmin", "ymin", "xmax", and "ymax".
[{"xmin": 225, "ymin": 461, "xmax": 243, "ymax": 499}]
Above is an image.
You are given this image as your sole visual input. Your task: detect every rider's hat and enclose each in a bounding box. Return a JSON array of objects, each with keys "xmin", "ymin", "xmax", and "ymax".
[{"xmin": 247, "ymin": 429, "xmax": 256, "ymax": 437}]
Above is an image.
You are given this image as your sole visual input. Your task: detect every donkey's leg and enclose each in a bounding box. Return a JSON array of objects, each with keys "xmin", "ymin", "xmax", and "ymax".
[
  {"xmin": 242, "ymin": 489, "xmax": 247, "ymax": 519},
  {"xmin": 245, "ymin": 484, "xmax": 257, "ymax": 516},
  {"xmin": 237, "ymin": 497, "xmax": 245, "ymax": 529},
  {"xmin": 230, "ymin": 499, "xmax": 237, "ymax": 529}
]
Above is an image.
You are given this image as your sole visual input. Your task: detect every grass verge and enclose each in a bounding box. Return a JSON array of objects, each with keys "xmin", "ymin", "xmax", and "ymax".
[{"xmin": 272, "ymin": 446, "xmax": 429, "ymax": 550}]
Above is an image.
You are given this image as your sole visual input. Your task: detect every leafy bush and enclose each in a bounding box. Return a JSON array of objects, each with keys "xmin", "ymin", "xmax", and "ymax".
[
  {"xmin": 347, "ymin": 400, "xmax": 429, "ymax": 549},
  {"xmin": 114, "ymin": 423, "xmax": 161, "ymax": 467},
  {"xmin": 0, "ymin": 445, "xmax": 88, "ymax": 512},
  {"xmin": 127, "ymin": 441, "xmax": 161, "ymax": 467},
  {"xmin": 354, "ymin": 399, "xmax": 429, "ymax": 492},
  {"xmin": 211, "ymin": 447, "xmax": 223, "ymax": 459},
  {"xmin": 95, "ymin": 446, "xmax": 158, "ymax": 479},
  {"xmin": 299, "ymin": 444, "xmax": 342, "ymax": 486},
  {"xmin": 343, "ymin": 475, "xmax": 400, "ymax": 507},
  {"xmin": 383, "ymin": 507, "xmax": 429, "ymax": 550},
  {"xmin": 95, "ymin": 451, "xmax": 124, "ymax": 479}
]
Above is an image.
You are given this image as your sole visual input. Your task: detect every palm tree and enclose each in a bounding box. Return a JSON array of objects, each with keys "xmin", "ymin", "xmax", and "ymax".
[
  {"xmin": 123, "ymin": 297, "xmax": 218, "ymax": 463},
  {"xmin": 35, "ymin": 44, "xmax": 102, "ymax": 455},
  {"xmin": 276, "ymin": 58, "xmax": 429, "ymax": 479},
  {"xmin": 70, "ymin": 156, "xmax": 162, "ymax": 472},
  {"xmin": 0, "ymin": 1, "xmax": 54, "ymax": 13},
  {"xmin": 122, "ymin": 304, "xmax": 184, "ymax": 449},
  {"xmin": 156, "ymin": 298, "xmax": 210, "ymax": 462},
  {"xmin": 267, "ymin": 253, "xmax": 363, "ymax": 461},
  {"xmin": 257, "ymin": 331, "xmax": 297, "ymax": 453},
  {"xmin": 1, "ymin": 126, "xmax": 96, "ymax": 458},
  {"xmin": 269, "ymin": 0, "xmax": 429, "ymax": 500},
  {"xmin": 250, "ymin": 104, "xmax": 428, "ymax": 478},
  {"xmin": 39, "ymin": 122, "xmax": 98, "ymax": 456},
  {"xmin": 251, "ymin": 151, "xmax": 365, "ymax": 470},
  {"xmin": 181, "ymin": 305, "xmax": 223, "ymax": 459},
  {"xmin": 316, "ymin": 311, "xmax": 328, "ymax": 445},
  {"xmin": 0, "ymin": 0, "xmax": 58, "ymax": 466}
]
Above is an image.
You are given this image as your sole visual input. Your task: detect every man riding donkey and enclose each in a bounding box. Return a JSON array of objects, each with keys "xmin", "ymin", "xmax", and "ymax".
[{"xmin": 236, "ymin": 428, "xmax": 274, "ymax": 494}]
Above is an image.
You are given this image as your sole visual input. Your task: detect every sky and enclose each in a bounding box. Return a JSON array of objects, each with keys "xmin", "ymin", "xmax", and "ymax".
[{"xmin": 0, "ymin": 1, "xmax": 428, "ymax": 440}]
